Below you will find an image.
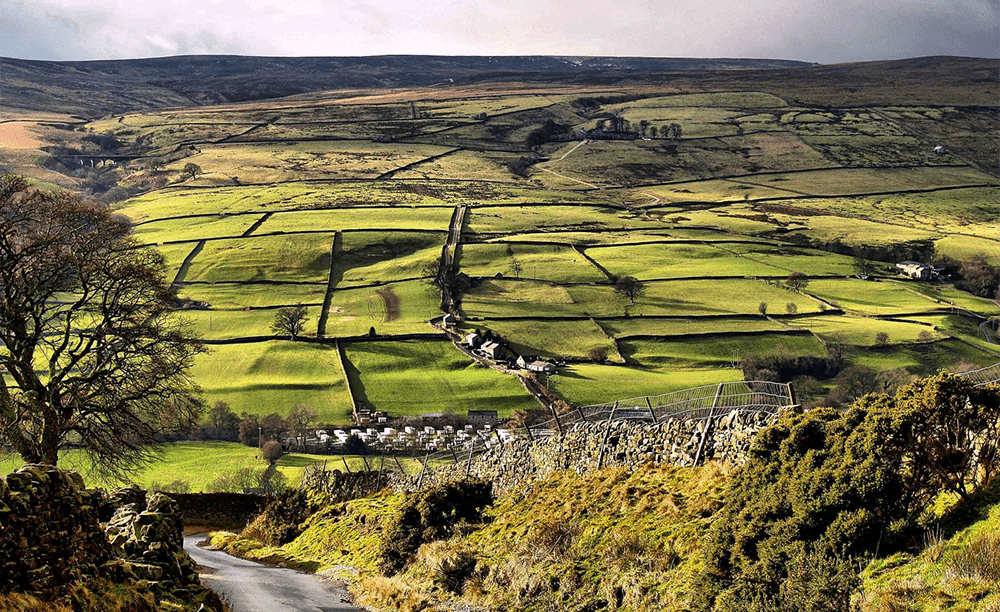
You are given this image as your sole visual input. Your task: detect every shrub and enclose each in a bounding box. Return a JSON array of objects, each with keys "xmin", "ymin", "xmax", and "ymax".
[
  {"xmin": 378, "ymin": 479, "xmax": 493, "ymax": 574},
  {"xmin": 242, "ymin": 488, "xmax": 318, "ymax": 546},
  {"xmin": 586, "ymin": 346, "xmax": 609, "ymax": 363},
  {"xmin": 262, "ymin": 440, "xmax": 283, "ymax": 463},
  {"xmin": 948, "ymin": 533, "xmax": 1000, "ymax": 582},
  {"xmin": 699, "ymin": 374, "xmax": 1000, "ymax": 609}
]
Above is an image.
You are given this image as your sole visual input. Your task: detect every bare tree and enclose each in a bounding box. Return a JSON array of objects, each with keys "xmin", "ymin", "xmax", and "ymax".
[
  {"xmin": 287, "ymin": 404, "xmax": 318, "ymax": 450},
  {"xmin": 785, "ymin": 271, "xmax": 809, "ymax": 291},
  {"xmin": 614, "ymin": 276, "xmax": 647, "ymax": 304},
  {"xmin": 758, "ymin": 302, "xmax": 769, "ymax": 316},
  {"xmin": 0, "ymin": 175, "xmax": 204, "ymax": 480},
  {"xmin": 271, "ymin": 305, "xmax": 309, "ymax": 340},
  {"xmin": 510, "ymin": 257, "xmax": 523, "ymax": 279}
]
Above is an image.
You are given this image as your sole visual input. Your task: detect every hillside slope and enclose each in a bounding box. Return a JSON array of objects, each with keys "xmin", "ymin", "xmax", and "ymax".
[{"xmin": 0, "ymin": 54, "xmax": 812, "ymax": 116}]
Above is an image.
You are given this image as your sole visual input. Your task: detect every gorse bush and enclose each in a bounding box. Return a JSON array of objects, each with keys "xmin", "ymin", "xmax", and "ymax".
[
  {"xmin": 378, "ymin": 479, "xmax": 493, "ymax": 575},
  {"xmin": 700, "ymin": 373, "xmax": 1000, "ymax": 611},
  {"xmin": 243, "ymin": 488, "xmax": 318, "ymax": 546}
]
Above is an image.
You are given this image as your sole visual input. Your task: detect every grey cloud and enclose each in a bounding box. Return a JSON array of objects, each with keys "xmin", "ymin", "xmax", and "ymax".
[{"xmin": 0, "ymin": 0, "xmax": 996, "ymax": 62}]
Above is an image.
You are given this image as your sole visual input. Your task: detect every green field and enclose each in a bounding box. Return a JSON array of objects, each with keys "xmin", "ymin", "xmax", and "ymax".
[
  {"xmin": 341, "ymin": 340, "xmax": 536, "ymax": 416},
  {"xmin": 458, "ymin": 319, "xmax": 620, "ymax": 361},
  {"xmin": 184, "ymin": 233, "xmax": 336, "ymax": 283},
  {"xmin": 458, "ymin": 243, "xmax": 606, "ymax": 283},
  {"xmin": 191, "ymin": 341, "xmax": 355, "ymax": 421},
  {"xmin": 69, "ymin": 83, "xmax": 996, "ymax": 419},
  {"xmin": 548, "ymin": 364, "xmax": 744, "ymax": 407},
  {"xmin": 620, "ymin": 332, "xmax": 827, "ymax": 368},
  {"xmin": 462, "ymin": 278, "xmax": 822, "ymax": 318},
  {"xmin": 0, "ymin": 442, "xmax": 406, "ymax": 491},
  {"xmin": 257, "ymin": 208, "xmax": 453, "ymax": 233}
]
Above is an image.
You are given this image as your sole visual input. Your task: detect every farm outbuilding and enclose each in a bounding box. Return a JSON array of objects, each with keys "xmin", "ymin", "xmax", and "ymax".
[
  {"xmin": 480, "ymin": 341, "xmax": 507, "ymax": 360},
  {"xmin": 464, "ymin": 332, "xmax": 483, "ymax": 348},
  {"xmin": 468, "ymin": 410, "xmax": 499, "ymax": 426},
  {"xmin": 896, "ymin": 261, "xmax": 937, "ymax": 280},
  {"xmin": 442, "ymin": 313, "xmax": 458, "ymax": 327},
  {"xmin": 932, "ymin": 145, "xmax": 947, "ymax": 154}
]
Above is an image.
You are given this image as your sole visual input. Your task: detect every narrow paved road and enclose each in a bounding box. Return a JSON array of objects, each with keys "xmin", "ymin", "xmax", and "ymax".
[{"xmin": 183, "ymin": 534, "xmax": 365, "ymax": 612}]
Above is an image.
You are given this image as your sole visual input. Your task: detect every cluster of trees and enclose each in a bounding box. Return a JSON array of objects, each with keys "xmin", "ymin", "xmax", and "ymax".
[
  {"xmin": 593, "ymin": 118, "xmax": 682, "ymax": 139},
  {"xmin": 526, "ymin": 119, "xmax": 572, "ymax": 148},
  {"xmin": 696, "ymin": 373, "xmax": 1000, "ymax": 610},
  {"xmin": 200, "ymin": 401, "xmax": 318, "ymax": 451},
  {"xmin": 956, "ymin": 253, "xmax": 1000, "ymax": 299}
]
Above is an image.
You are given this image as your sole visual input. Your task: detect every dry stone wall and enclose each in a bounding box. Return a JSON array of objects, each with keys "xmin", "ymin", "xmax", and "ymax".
[
  {"xmin": 0, "ymin": 465, "xmax": 220, "ymax": 610},
  {"xmin": 400, "ymin": 409, "xmax": 777, "ymax": 494}
]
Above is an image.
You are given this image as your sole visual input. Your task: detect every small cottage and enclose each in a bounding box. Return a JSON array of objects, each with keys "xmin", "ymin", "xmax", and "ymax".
[
  {"xmin": 464, "ymin": 332, "xmax": 483, "ymax": 348},
  {"xmin": 896, "ymin": 261, "xmax": 936, "ymax": 280},
  {"xmin": 526, "ymin": 360, "xmax": 557, "ymax": 374},
  {"xmin": 442, "ymin": 313, "xmax": 457, "ymax": 327},
  {"xmin": 480, "ymin": 341, "xmax": 507, "ymax": 360}
]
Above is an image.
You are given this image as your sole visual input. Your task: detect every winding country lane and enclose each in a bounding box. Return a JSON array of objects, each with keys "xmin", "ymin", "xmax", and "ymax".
[{"xmin": 183, "ymin": 534, "xmax": 365, "ymax": 612}]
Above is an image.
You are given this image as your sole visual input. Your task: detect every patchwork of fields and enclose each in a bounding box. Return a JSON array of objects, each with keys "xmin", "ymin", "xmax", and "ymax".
[{"xmin": 88, "ymin": 86, "xmax": 999, "ymax": 422}]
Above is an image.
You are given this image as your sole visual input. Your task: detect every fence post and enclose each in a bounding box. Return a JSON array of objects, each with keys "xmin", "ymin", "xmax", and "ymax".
[
  {"xmin": 342, "ymin": 456, "xmax": 352, "ymax": 473},
  {"xmin": 550, "ymin": 404, "xmax": 564, "ymax": 436},
  {"xmin": 417, "ymin": 452, "xmax": 430, "ymax": 489},
  {"xmin": 465, "ymin": 439, "xmax": 476, "ymax": 477},
  {"xmin": 645, "ymin": 396, "xmax": 658, "ymax": 423},
  {"xmin": 393, "ymin": 455, "xmax": 405, "ymax": 474},
  {"xmin": 577, "ymin": 406, "xmax": 588, "ymax": 423},
  {"xmin": 692, "ymin": 383, "xmax": 724, "ymax": 468},
  {"xmin": 525, "ymin": 421, "xmax": 535, "ymax": 442},
  {"xmin": 361, "ymin": 455, "xmax": 371, "ymax": 472},
  {"xmin": 450, "ymin": 445, "xmax": 459, "ymax": 463},
  {"xmin": 597, "ymin": 401, "xmax": 619, "ymax": 469},
  {"xmin": 494, "ymin": 429, "xmax": 503, "ymax": 445},
  {"xmin": 376, "ymin": 454, "xmax": 385, "ymax": 490},
  {"xmin": 786, "ymin": 382, "xmax": 797, "ymax": 407}
]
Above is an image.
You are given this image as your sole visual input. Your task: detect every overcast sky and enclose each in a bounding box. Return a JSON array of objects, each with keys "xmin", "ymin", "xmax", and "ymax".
[{"xmin": 2, "ymin": 0, "xmax": 997, "ymax": 63}]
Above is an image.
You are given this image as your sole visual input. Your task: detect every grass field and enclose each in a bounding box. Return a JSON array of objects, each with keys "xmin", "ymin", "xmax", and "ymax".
[
  {"xmin": 457, "ymin": 319, "xmax": 620, "ymax": 361},
  {"xmin": 465, "ymin": 205, "xmax": 658, "ymax": 235},
  {"xmin": 548, "ymin": 364, "xmax": 744, "ymax": 407},
  {"xmin": 458, "ymin": 243, "xmax": 607, "ymax": 283},
  {"xmin": 134, "ymin": 213, "xmax": 265, "ymax": 244},
  {"xmin": 585, "ymin": 242, "xmax": 788, "ymax": 279},
  {"xmin": 176, "ymin": 283, "xmax": 327, "ymax": 309},
  {"xmin": 620, "ymin": 332, "xmax": 827, "ymax": 368},
  {"xmin": 184, "ymin": 233, "xmax": 336, "ymax": 283},
  {"xmin": 190, "ymin": 341, "xmax": 355, "ymax": 421},
  {"xmin": 461, "ymin": 278, "xmax": 822, "ymax": 318},
  {"xmin": 786, "ymin": 315, "xmax": 946, "ymax": 346},
  {"xmin": 47, "ymin": 81, "xmax": 995, "ymax": 420},
  {"xmin": 334, "ymin": 231, "xmax": 444, "ymax": 285},
  {"xmin": 598, "ymin": 316, "xmax": 786, "ymax": 338},
  {"xmin": 341, "ymin": 340, "xmax": 536, "ymax": 416},
  {"xmin": 166, "ymin": 141, "xmax": 450, "ymax": 184},
  {"xmin": 323, "ymin": 280, "xmax": 441, "ymax": 337},
  {"xmin": 256, "ymin": 207, "xmax": 453, "ymax": 233},
  {"xmin": 0, "ymin": 442, "xmax": 411, "ymax": 491}
]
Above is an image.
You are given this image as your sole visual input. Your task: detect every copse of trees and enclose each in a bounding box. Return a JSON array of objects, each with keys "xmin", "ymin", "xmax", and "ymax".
[
  {"xmin": 697, "ymin": 373, "xmax": 1000, "ymax": 611},
  {"xmin": 0, "ymin": 175, "xmax": 204, "ymax": 480}
]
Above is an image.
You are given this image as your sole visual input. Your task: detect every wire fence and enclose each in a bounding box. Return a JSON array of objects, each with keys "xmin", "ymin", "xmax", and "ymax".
[{"xmin": 958, "ymin": 362, "xmax": 1000, "ymax": 387}]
